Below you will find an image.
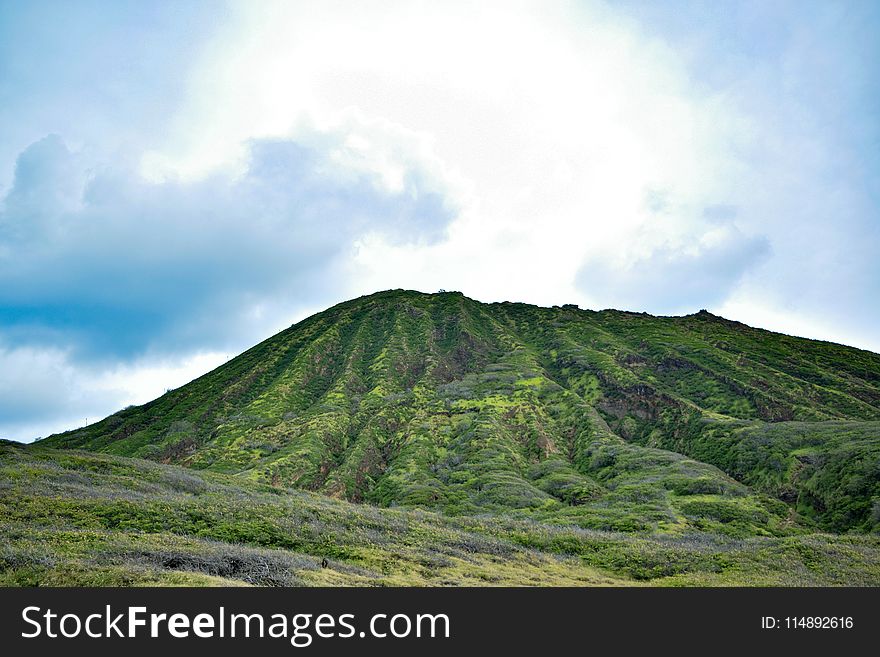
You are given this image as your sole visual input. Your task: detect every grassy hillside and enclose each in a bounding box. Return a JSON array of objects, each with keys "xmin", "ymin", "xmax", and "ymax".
[
  {"xmin": 3, "ymin": 442, "xmax": 879, "ymax": 586},
  {"xmin": 40, "ymin": 290, "xmax": 880, "ymax": 536}
]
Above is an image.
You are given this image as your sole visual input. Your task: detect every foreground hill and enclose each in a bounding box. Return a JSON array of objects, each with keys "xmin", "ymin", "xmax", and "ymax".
[
  {"xmin": 3, "ymin": 442, "xmax": 879, "ymax": 586},
  {"xmin": 41, "ymin": 290, "xmax": 880, "ymax": 535}
]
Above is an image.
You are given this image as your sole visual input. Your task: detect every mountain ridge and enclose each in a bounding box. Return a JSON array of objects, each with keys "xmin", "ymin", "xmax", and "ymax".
[{"xmin": 40, "ymin": 289, "xmax": 880, "ymax": 535}]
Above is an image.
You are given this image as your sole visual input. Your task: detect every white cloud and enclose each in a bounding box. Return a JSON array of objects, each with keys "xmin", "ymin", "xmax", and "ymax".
[
  {"xmin": 142, "ymin": 0, "xmax": 747, "ymax": 310},
  {"xmin": 0, "ymin": 133, "xmax": 453, "ymax": 361}
]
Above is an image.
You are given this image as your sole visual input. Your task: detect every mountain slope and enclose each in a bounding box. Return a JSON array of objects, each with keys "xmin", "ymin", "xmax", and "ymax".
[
  {"xmin": 41, "ymin": 290, "xmax": 880, "ymax": 534},
  {"xmin": 4, "ymin": 442, "xmax": 879, "ymax": 586}
]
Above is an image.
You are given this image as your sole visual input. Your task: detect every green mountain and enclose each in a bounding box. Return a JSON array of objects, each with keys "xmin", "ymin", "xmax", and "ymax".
[{"xmin": 40, "ymin": 289, "xmax": 880, "ymax": 539}]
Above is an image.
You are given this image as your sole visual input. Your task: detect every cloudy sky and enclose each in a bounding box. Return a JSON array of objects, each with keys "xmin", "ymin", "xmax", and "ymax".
[{"xmin": 1, "ymin": 0, "xmax": 878, "ymax": 442}]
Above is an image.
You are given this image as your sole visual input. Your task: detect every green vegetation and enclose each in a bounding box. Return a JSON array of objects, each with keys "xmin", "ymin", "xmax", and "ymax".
[
  {"xmin": 3, "ymin": 443, "xmax": 878, "ymax": 586},
  {"xmin": 7, "ymin": 289, "xmax": 878, "ymax": 585}
]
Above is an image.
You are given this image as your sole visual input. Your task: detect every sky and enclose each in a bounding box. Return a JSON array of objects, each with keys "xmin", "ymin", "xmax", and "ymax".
[{"xmin": 0, "ymin": 0, "xmax": 878, "ymax": 442}]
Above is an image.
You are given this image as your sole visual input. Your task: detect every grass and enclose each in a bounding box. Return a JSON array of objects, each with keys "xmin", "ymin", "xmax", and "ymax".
[{"xmin": 2, "ymin": 443, "xmax": 879, "ymax": 587}]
